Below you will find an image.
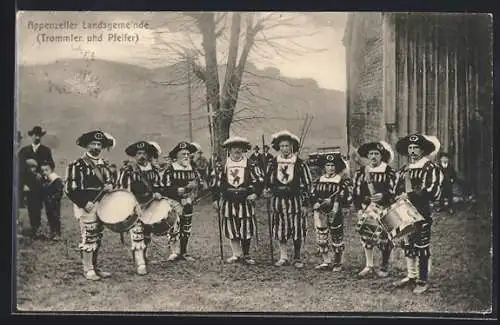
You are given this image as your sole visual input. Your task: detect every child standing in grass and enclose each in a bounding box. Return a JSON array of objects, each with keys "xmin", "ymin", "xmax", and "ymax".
[{"xmin": 40, "ymin": 160, "xmax": 64, "ymax": 241}]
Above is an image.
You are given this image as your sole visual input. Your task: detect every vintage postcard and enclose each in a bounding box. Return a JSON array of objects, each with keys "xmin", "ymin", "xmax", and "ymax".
[{"xmin": 14, "ymin": 11, "xmax": 493, "ymax": 315}]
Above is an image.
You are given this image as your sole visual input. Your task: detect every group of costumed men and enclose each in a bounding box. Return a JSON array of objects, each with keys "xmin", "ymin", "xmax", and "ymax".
[{"xmin": 63, "ymin": 128, "xmax": 443, "ymax": 294}]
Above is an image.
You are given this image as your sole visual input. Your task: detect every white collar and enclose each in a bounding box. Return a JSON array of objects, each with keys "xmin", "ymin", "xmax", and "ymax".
[
  {"xmin": 277, "ymin": 154, "xmax": 297, "ymax": 163},
  {"xmin": 32, "ymin": 143, "xmax": 41, "ymax": 151},
  {"xmin": 85, "ymin": 152, "xmax": 105, "ymax": 165},
  {"xmin": 441, "ymin": 163, "xmax": 448, "ymax": 168},
  {"xmin": 226, "ymin": 156, "xmax": 247, "ymax": 168},
  {"xmin": 366, "ymin": 162, "xmax": 387, "ymax": 173},
  {"xmin": 319, "ymin": 174, "xmax": 342, "ymax": 183},
  {"xmin": 408, "ymin": 157, "xmax": 429, "ymax": 169},
  {"xmin": 172, "ymin": 161, "xmax": 192, "ymax": 171},
  {"xmin": 138, "ymin": 162, "xmax": 152, "ymax": 171}
]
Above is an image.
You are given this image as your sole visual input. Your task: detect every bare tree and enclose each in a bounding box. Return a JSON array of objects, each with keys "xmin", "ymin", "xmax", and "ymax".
[{"xmin": 152, "ymin": 12, "xmax": 327, "ymax": 157}]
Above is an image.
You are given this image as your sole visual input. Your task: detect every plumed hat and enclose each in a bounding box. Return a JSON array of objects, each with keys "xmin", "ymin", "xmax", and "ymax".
[
  {"xmin": 76, "ymin": 130, "xmax": 115, "ymax": 149},
  {"xmin": 395, "ymin": 134, "xmax": 437, "ymax": 157},
  {"xmin": 125, "ymin": 141, "xmax": 161, "ymax": 158},
  {"xmin": 357, "ymin": 141, "xmax": 394, "ymax": 163},
  {"xmin": 169, "ymin": 141, "xmax": 198, "ymax": 159}
]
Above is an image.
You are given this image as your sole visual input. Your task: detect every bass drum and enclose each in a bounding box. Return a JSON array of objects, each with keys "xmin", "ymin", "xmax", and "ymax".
[
  {"xmin": 140, "ymin": 197, "xmax": 182, "ymax": 236},
  {"xmin": 96, "ymin": 189, "xmax": 140, "ymax": 233}
]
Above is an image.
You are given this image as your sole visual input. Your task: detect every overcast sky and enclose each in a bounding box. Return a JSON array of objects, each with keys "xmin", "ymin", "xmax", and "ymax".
[{"xmin": 17, "ymin": 12, "xmax": 348, "ymax": 91}]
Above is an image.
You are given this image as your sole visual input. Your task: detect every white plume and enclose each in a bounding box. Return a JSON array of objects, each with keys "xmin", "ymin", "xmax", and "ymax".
[{"xmin": 378, "ymin": 140, "xmax": 394, "ymax": 163}]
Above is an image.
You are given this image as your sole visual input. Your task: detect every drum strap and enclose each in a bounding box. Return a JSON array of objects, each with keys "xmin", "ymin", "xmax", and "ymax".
[
  {"xmin": 133, "ymin": 164, "xmax": 154, "ymax": 194},
  {"xmin": 82, "ymin": 155, "xmax": 106, "ymax": 186}
]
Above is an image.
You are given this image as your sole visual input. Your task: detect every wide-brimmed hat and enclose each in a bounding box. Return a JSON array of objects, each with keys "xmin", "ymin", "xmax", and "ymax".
[
  {"xmin": 125, "ymin": 141, "xmax": 161, "ymax": 158},
  {"xmin": 76, "ymin": 130, "xmax": 115, "ymax": 149},
  {"xmin": 169, "ymin": 141, "xmax": 198, "ymax": 159},
  {"xmin": 191, "ymin": 142, "xmax": 202, "ymax": 152},
  {"xmin": 28, "ymin": 126, "xmax": 47, "ymax": 136},
  {"xmin": 318, "ymin": 153, "xmax": 347, "ymax": 172},
  {"xmin": 253, "ymin": 145, "xmax": 260, "ymax": 150},
  {"xmin": 357, "ymin": 141, "xmax": 394, "ymax": 163},
  {"xmin": 222, "ymin": 136, "xmax": 252, "ymax": 151},
  {"xmin": 395, "ymin": 134, "xmax": 437, "ymax": 157},
  {"xmin": 271, "ymin": 130, "xmax": 300, "ymax": 152}
]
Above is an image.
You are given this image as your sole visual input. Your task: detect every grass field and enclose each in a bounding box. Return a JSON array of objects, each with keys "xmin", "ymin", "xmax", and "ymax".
[{"xmin": 15, "ymin": 196, "xmax": 492, "ymax": 313}]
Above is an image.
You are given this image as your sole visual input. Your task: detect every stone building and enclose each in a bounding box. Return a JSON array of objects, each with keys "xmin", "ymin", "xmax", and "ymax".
[{"xmin": 343, "ymin": 13, "xmax": 492, "ymax": 197}]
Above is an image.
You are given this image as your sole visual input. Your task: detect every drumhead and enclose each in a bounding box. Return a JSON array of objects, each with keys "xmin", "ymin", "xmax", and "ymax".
[
  {"xmin": 141, "ymin": 199, "xmax": 173, "ymax": 225},
  {"xmin": 97, "ymin": 190, "xmax": 138, "ymax": 224}
]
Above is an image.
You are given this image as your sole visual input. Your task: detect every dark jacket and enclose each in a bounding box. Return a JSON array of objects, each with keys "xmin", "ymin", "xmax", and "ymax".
[{"xmin": 18, "ymin": 144, "xmax": 54, "ymax": 187}]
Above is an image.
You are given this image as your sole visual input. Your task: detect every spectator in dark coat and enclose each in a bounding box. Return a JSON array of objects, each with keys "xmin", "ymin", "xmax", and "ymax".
[
  {"xmin": 437, "ymin": 152, "xmax": 457, "ymax": 213},
  {"xmin": 40, "ymin": 161, "xmax": 64, "ymax": 241},
  {"xmin": 18, "ymin": 126, "xmax": 55, "ymax": 237}
]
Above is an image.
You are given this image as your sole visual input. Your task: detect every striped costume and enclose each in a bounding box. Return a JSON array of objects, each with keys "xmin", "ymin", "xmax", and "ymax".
[
  {"xmin": 211, "ymin": 157, "xmax": 264, "ymax": 240},
  {"xmin": 267, "ymin": 155, "xmax": 313, "ymax": 242},
  {"xmin": 65, "ymin": 154, "xmax": 114, "ymax": 253},
  {"xmin": 116, "ymin": 163, "xmax": 166, "ymax": 250},
  {"xmin": 163, "ymin": 162, "xmax": 200, "ymax": 256},
  {"xmin": 311, "ymin": 174, "xmax": 353, "ymax": 262},
  {"xmin": 394, "ymin": 157, "xmax": 443, "ymax": 282},
  {"xmin": 352, "ymin": 163, "xmax": 397, "ymax": 250}
]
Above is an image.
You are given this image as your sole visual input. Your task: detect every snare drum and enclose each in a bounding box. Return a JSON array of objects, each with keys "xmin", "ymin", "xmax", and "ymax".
[
  {"xmin": 140, "ymin": 197, "xmax": 182, "ymax": 236},
  {"xmin": 355, "ymin": 203, "xmax": 386, "ymax": 245},
  {"xmin": 380, "ymin": 197, "xmax": 425, "ymax": 240},
  {"xmin": 96, "ymin": 189, "xmax": 140, "ymax": 233}
]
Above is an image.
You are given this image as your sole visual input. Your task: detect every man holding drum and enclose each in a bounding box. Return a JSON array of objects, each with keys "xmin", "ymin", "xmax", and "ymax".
[
  {"xmin": 264, "ymin": 130, "xmax": 313, "ymax": 269},
  {"xmin": 117, "ymin": 140, "xmax": 165, "ymax": 275},
  {"xmin": 352, "ymin": 141, "xmax": 397, "ymax": 277},
  {"xmin": 392, "ymin": 134, "xmax": 444, "ymax": 294},
  {"xmin": 210, "ymin": 136, "xmax": 264, "ymax": 265},
  {"xmin": 64, "ymin": 130, "xmax": 117, "ymax": 281},
  {"xmin": 163, "ymin": 141, "xmax": 200, "ymax": 262},
  {"xmin": 310, "ymin": 153, "xmax": 353, "ymax": 272}
]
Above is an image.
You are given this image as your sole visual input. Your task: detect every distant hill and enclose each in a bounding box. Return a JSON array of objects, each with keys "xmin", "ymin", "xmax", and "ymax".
[{"xmin": 17, "ymin": 59, "xmax": 346, "ymax": 169}]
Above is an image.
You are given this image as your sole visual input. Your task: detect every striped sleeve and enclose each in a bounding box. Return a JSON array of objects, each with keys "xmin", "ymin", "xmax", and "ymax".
[
  {"xmin": 209, "ymin": 164, "xmax": 223, "ymax": 201},
  {"xmin": 422, "ymin": 162, "xmax": 444, "ymax": 201},
  {"xmin": 341, "ymin": 177, "xmax": 353, "ymax": 205},
  {"xmin": 385, "ymin": 166, "xmax": 397, "ymax": 198},
  {"xmin": 393, "ymin": 167, "xmax": 406, "ymax": 196},
  {"xmin": 352, "ymin": 169, "xmax": 364, "ymax": 210},
  {"xmin": 299, "ymin": 160, "xmax": 313, "ymax": 193},
  {"xmin": 117, "ymin": 168, "xmax": 132, "ymax": 192},
  {"xmin": 64, "ymin": 160, "xmax": 85, "ymax": 208},
  {"xmin": 249, "ymin": 162, "xmax": 265, "ymax": 196}
]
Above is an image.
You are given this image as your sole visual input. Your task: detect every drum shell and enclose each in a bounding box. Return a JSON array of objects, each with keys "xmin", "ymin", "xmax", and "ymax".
[
  {"xmin": 141, "ymin": 198, "xmax": 181, "ymax": 236},
  {"xmin": 380, "ymin": 198, "xmax": 425, "ymax": 240},
  {"xmin": 96, "ymin": 190, "xmax": 140, "ymax": 233},
  {"xmin": 356, "ymin": 203, "xmax": 385, "ymax": 244}
]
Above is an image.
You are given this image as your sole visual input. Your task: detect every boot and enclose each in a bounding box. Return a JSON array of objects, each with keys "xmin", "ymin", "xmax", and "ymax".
[
  {"xmin": 82, "ymin": 251, "xmax": 100, "ymax": 281},
  {"xmin": 134, "ymin": 250, "xmax": 148, "ymax": 275},
  {"xmin": 293, "ymin": 240, "xmax": 304, "ymax": 269},
  {"xmin": 179, "ymin": 235, "xmax": 195, "ymax": 261},
  {"xmin": 393, "ymin": 257, "xmax": 417, "ymax": 288},
  {"xmin": 92, "ymin": 248, "xmax": 111, "ymax": 278},
  {"xmin": 332, "ymin": 252, "xmax": 343, "ymax": 272}
]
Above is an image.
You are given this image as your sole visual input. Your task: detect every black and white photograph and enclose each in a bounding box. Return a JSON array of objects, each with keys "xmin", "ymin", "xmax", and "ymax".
[{"xmin": 14, "ymin": 11, "xmax": 493, "ymax": 314}]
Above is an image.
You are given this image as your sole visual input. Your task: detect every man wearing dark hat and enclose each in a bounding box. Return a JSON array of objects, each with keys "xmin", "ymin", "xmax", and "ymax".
[
  {"xmin": 261, "ymin": 145, "xmax": 274, "ymax": 174},
  {"xmin": 249, "ymin": 145, "xmax": 262, "ymax": 168},
  {"xmin": 18, "ymin": 126, "xmax": 55, "ymax": 238},
  {"xmin": 352, "ymin": 141, "xmax": 397, "ymax": 277},
  {"xmin": 392, "ymin": 134, "xmax": 444, "ymax": 294},
  {"xmin": 64, "ymin": 130, "xmax": 117, "ymax": 281},
  {"xmin": 264, "ymin": 130, "xmax": 313, "ymax": 268},
  {"xmin": 163, "ymin": 141, "xmax": 200, "ymax": 261},
  {"xmin": 437, "ymin": 152, "xmax": 457, "ymax": 214},
  {"xmin": 116, "ymin": 141, "xmax": 165, "ymax": 275},
  {"xmin": 210, "ymin": 136, "xmax": 264, "ymax": 264},
  {"xmin": 310, "ymin": 153, "xmax": 352, "ymax": 272}
]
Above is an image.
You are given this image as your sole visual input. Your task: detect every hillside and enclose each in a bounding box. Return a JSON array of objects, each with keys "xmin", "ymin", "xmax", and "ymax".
[{"xmin": 17, "ymin": 59, "xmax": 346, "ymax": 168}]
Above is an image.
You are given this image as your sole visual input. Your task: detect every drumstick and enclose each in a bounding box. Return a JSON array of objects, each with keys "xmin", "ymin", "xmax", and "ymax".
[{"xmin": 405, "ymin": 168, "xmax": 413, "ymax": 193}]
